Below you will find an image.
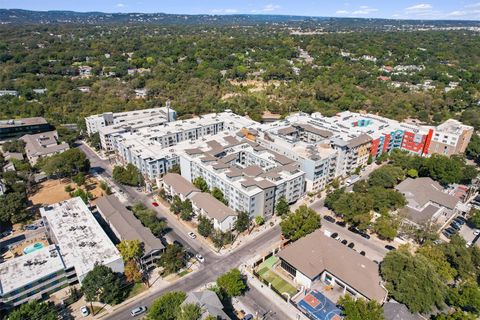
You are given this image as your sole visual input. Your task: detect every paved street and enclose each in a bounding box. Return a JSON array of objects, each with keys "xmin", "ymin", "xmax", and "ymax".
[{"xmin": 78, "ymin": 142, "xmax": 292, "ymax": 320}]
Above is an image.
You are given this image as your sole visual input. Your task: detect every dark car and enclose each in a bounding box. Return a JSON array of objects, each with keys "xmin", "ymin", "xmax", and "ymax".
[
  {"xmin": 324, "ymin": 216, "xmax": 336, "ymax": 223},
  {"xmin": 348, "ymin": 242, "xmax": 355, "ymax": 249},
  {"xmin": 336, "ymin": 221, "xmax": 347, "ymax": 227},
  {"xmin": 360, "ymin": 251, "xmax": 366, "ymax": 256},
  {"xmin": 453, "ymin": 217, "xmax": 465, "ymax": 225},
  {"xmin": 125, "ymin": 205, "xmax": 132, "ymax": 211},
  {"xmin": 442, "ymin": 230, "xmax": 453, "ymax": 238},
  {"xmin": 455, "ymin": 216, "xmax": 467, "ymax": 223},
  {"xmin": 450, "ymin": 223, "xmax": 461, "ymax": 231},
  {"xmin": 173, "ymin": 240, "xmax": 184, "ymax": 247},
  {"xmin": 385, "ymin": 245, "xmax": 396, "ymax": 251},
  {"xmin": 360, "ymin": 233, "xmax": 371, "ymax": 240},
  {"xmin": 243, "ymin": 315, "xmax": 254, "ymax": 320},
  {"xmin": 330, "ymin": 232, "xmax": 339, "ymax": 239},
  {"xmin": 348, "ymin": 226, "xmax": 361, "ymax": 234},
  {"xmin": 341, "ymin": 239, "xmax": 348, "ymax": 245},
  {"xmin": 445, "ymin": 227, "xmax": 457, "ymax": 234}
]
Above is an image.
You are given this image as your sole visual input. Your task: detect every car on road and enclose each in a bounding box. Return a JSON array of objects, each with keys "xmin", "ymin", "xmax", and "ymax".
[
  {"xmin": 456, "ymin": 216, "xmax": 467, "ymax": 223},
  {"xmin": 385, "ymin": 245, "xmax": 396, "ymax": 251},
  {"xmin": 185, "ymin": 251, "xmax": 195, "ymax": 260},
  {"xmin": 324, "ymin": 216, "xmax": 336, "ymax": 223},
  {"xmin": 24, "ymin": 225, "xmax": 38, "ymax": 231},
  {"xmin": 466, "ymin": 241, "xmax": 473, "ymax": 248},
  {"xmin": 195, "ymin": 254, "xmax": 205, "ymax": 263},
  {"xmin": 335, "ymin": 220, "xmax": 346, "ymax": 227},
  {"xmin": 130, "ymin": 306, "xmax": 147, "ymax": 317},
  {"xmin": 348, "ymin": 242, "xmax": 354, "ymax": 249},
  {"xmin": 80, "ymin": 306, "xmax": 89, "ymax": 317},
  {"xmin": 348, "ymin": 226, "xmax": 361, "ymax": 234},
  {"xmin": 188, "ymin": 232, "xmax": 197, "ymax": 239},
  {"xmin": 445, "ymin": 227, "xmax": 457, "ymax": 234},
  {"xmin": 1, "ymin": 230, "xmax": 12, "ymax": 238},
  {"xmin": 125, "ymin": 205, "xmax": 132, "ymax": 211},
  {"xmin": 330, "ymin": 232, "xmax": 339, "ymax": 240},
  {"xmin": 453, "ymin": 217, "xmax": 465, "ymax": 225},
  {"xmin": 173, "ymin": 240, "xmax": 184, "ymax": 247},
  {"xmin": 151, "ymin": 202, "xmax": 159, "ymax": 207}
]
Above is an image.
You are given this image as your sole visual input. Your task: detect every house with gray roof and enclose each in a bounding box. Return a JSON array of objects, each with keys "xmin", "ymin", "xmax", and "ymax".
[
  {"xmin": 182, "ymin": 290, "xmax": 231, "ymax": 320},
  {"xmin": 95, "ymin": 195, "xmax": 165, "ymax": 269},
  {"xmin": 190, "ymin": 193, "xmax": 237, "ymax": 232},
  {"xmin": 278, "ymin": 229, "xmax": 388, "ymax": 302},
  {"xmin": 395, "ymin": 177, "xmax": 460, "ymax": 226},
  {"xmin": 21, "ymin": 131, "xmax": 69, "ymax": 165},
  {"xmin": 162, "ymin": 173, "xmax": 200, "ymax": 201},
  {"xmin": 383, "ymin": 301, "xmax": 420, "ymax": 320}
]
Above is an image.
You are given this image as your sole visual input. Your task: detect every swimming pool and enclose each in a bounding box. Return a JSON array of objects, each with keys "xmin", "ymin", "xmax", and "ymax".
[{"xmin": 23, "ymin": 242, "xmax": 45, "ymax": 255}]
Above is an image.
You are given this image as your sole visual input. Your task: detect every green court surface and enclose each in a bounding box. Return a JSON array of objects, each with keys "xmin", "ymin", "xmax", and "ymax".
[{"xmin": 257, "ymin": 256, "xmax": 297, "ymax": 297}]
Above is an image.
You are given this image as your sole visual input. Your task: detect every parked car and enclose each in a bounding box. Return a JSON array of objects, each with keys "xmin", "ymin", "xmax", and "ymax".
[
  {"xmin": 80, "ymin": 306, "xmax": 89, "ymax": 317},
  {"xmin": 151, "ymin": 202, "xmax": 159, "ymax": 207},
  {"xmin": 442, "ymin": 230, "xmax": 453, "ymax": 238},
  {"xmin": 335, "ymin": 221, "xmax": 346, "ymax": 227},
  {"xmin": 466, "ymin": 241, "xmax": 473, "ymax": 248},
  {"xmin": 341, "ymin": 239, "xmax": 348, "ymax": 245},
  {"xmin": 450, "ymin": 223, "xmax": 461, "ymax": 231},
  {"xmin": 453, "ymin": 217, "xmax": 465, "ymax": 225},
  {"xmin": 456, "ymin": 216, "xmax": 467, "ymax": 223},
  {"xmin": 188, "ymin": 232, "xmax": 197, "ymax": 239},
  {"xmin": 348, "ymin": 226, "xmax": 361, "ymax": 234},
  {"xmin": 348, "ymin": 242, "xmax": 355, "ymax": 249},
  {"xmin": 330, "ymin": 233, "xmax": 340, "ymax": 241},
  {"xmin": 473, "ymin": 230, "xmax": 480, "ymax": 236},
  {"xmin": 243, "ymin": 315, "xmax": 254, "ymax": 320},
  {"xmin": 173, "ymin": 240, "xmax": 184, "ymax": 247},
  {"xmin": 195, "ymin": 254, "xmax": 205, "ymax": 263},
  {"xmin": 130, "ymin": 306, "xmax": 147, "ymax": 317},
  {"xmin": 24, "ymin": 225, "xmax": 38, "ymax": 231},
  {"xmin": 360, "ymin": 251, "xmax": 366, "ymax": 256},
  {"xmin": 324, "ymin": 216, "xmax": 336, "ymax": 223},
  {"xmin": 125, "ymin": 205, "xmax": 132, "ymax": 211},
  {"xmin": 1, "ymin": 230, "xmax": 12, "ymax": 238},
  {"xmin": 385, "ymin": 245, "xmax": 396, "ymax": 251},
  {"xmin": 445, "ymin": 227, "xmax": 457, "ymax": 234},
  {"xmin": 185, "ymin": 251, "xmax": 195, "ymax": 260},
  {"xmin": 360, "ymin": 233, "xmax": 371, "ymax": 240}
]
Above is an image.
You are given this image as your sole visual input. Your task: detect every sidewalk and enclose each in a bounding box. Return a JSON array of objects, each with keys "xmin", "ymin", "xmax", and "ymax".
[{"xmin": 244, "ymin": 269, "xmax": 308, "ymax": 320}]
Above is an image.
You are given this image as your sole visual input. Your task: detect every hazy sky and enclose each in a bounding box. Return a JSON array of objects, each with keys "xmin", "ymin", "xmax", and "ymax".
[{"xmin": 2, "ymin": 1, "xmax": 480, "ymax": 20}]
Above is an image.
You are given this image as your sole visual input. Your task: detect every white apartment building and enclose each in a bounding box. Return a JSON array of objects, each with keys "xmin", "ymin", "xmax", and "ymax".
[
  {"xmin": 85, "ymin": 106, "xmax": 177, "ymax": 136},
  {"xmin": 0, "ymin": 198, "xmax": 123, "ymax": 309},
  {"xmin": 179, "ymin": 134, "xmax": 305, "ymax": 218}
]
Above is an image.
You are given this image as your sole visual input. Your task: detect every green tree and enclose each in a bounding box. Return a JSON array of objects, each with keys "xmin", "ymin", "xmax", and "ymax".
[
  {"xmin": 447, "ymin": 281, "xmax": 480, "ymax": 315},
  {"xmin": 406, "ymin": 168, "xmax": 418, "ymax": 178},
  {"xmin": 0, "ymin": 192, "xmax": 28, "ymax": 224},
  {"xmin": 275, "ymin": 196, "xmax": 290, "ymax": 216},
  {"xmin": 324, "ymin": 188, "xmax": 345, "ymax": 210},
  {"xmin": 373, "ymin": 215, "xmax": 399, "ymax": 241},
  {"xmin": 193, "ymin": 176, "xmax": 209, "ymax": 193},
  {"xmin": 158, "ymin": 244, "xmax": 186, "ymax": 275},
  {"xmin": 332, "ymin": 192, "xmax": 373, "ymax": 229},
  {"xmin": 170, "ymin": 195, "xmax": 183, "ymax": 215},
  {"xmin": 116, "ymin": 239, "xmax": 144, "ymax": 262},
  {"xmin": 255, "ymin": 216, "xmax": 265, "ymax": 226},
  {"xmin": 466, "ymin": 134, "xmax": 480, "ymax": 160},
  {"xmin": 41, "ymin": 148, "xmax": 90, "ymax": 178},
  {"xmin": 280, "ymin": 205, "xmax": 321, "ymax": 241},
  {"xmin": 81, "ymin": 264, "xmax": 126, "ymax": 305},
  {"xmin": 72, "ymin": 172, "xmax": 86, "ymax": 186},
  {"xmin": 235, "ymin": 211, "xmax": 250, "ymax": 233},
  {"xmin": 216, "ymin": 268, "xmax": 246, "ymax": 297},
  {"xmin": 89, "ymin": 132, "xmax": 101, "ymax": 150},
  {"xmin": 433, "ymin": 310, "xmax": 477, "ymax": 320},
  {"xmin": 469, "ymin": 209, "xmax": 480, "ymax": 228},
  {"xmin": 112, "ymin": 164, "xmax": 143, "ymax": 186},
  {"xmin": 146, "ymin": 291, "xmax": 187, "ymax": 320},
  {"xmin": 71, "ymin": 188, "xmax": 93, "ymax": 204},
  {"xmin": 2, "ymin": 139, "xmax": 25, "ymax": 153},
  {"xmin": 338, "ymin": 295, "xmax": 384, "ymax": 320},
  {"xmin": 368, "ymin": 165, "xmax": 404, "ymax": 188},
  {"xmin": 212, "ymin": 187, "xmax": 228, "ymax": 205},
  {"xmin": 180, "ymin": 199, "xmax": 193, "ymax": 221},
  {"xmin": 8, "ymin": 301, "xmax": 58, "ymax": 320},
  {"xmin": 198, "ymin": 215, "xmax": 214, "ymax": 237},
  {"xmin": 417, "ymin": 244, "xmax": 457, "ymax": 282},
  {"xmin": 381, "ymin": 248, "xmax": 447, "ymax": 313},
  {"xmin": 175, "ymin": 303, "xmax": 202, "ymax": 320},
  {"xmin": 124, "ymin": 260, "xmax": 143, "ymax": 283}
]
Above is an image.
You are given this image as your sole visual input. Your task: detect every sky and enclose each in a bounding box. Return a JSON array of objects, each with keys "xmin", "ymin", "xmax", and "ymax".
[{"xmin": 1, "ymin": 1, "xmax": 480, "ymax": 20}]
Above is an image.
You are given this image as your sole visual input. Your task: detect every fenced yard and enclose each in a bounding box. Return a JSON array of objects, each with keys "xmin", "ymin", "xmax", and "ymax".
[{"xmin": 256, "ymin": 256, "xmax": 297, "ymax": 298}]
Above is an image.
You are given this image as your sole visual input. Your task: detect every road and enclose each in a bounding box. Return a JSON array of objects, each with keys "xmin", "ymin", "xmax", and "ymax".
[{"xmin": 78, "ymin": 142, "xmax": 291, "ymax": 320}]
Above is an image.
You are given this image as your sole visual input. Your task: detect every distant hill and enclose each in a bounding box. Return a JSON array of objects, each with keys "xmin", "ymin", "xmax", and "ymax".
[{"xmin": 0, "ymin": 9, "xmax": 479, "ymax": 29}]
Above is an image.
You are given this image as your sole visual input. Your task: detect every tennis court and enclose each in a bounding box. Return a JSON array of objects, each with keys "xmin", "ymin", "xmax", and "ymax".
[
  {"xmin": 257, "ymin": 256, "xmax": 297, "ymax": 297},
  {"xmin": 298, "ymin": 290, "xmax": 342, "ymax": 320}
]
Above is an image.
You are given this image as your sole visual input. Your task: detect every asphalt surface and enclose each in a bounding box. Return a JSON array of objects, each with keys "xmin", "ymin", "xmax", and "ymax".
[{"xmin": 78, "ymin": 142, "xmax": 291, "ymax": 320}]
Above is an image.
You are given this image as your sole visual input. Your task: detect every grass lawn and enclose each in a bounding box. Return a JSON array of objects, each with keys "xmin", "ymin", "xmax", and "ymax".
[
  {"xmin": 258, "ymin": 265, "xmax": 297, "ymax": 297},
  {"xmin": 126, "ymin": 282, "xmax": 147, "ymax": 299},
  {"xmin": 178, "ymin": 269, "xmax": 191, "ymax": 277}
]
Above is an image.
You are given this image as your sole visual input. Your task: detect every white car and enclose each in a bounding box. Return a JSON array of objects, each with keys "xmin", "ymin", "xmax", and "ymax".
[
  {"xmin": 473, "ymin": 230, "xmax": 480, "ymax": 236},
  {"xmin": 467, "ymin": 241, "xmax": 473, "ymax": 248},
  {"xmin": 130, "ymin": 306, "xmax": 147, "ymax": 317},
  {"xmin": 188, "ymin": 232, "xmax": 197, "ymax": 239},
  {"xmin": 195, "ymin": 253, "xmax": 205, "ymax": 263},
  {"xmin": 80, "ymin": 306, "xmax": 89, "ymax": 317}
]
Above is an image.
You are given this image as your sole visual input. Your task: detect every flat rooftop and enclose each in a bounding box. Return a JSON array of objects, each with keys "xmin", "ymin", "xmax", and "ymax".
[
  {"xmin": 0, "ymin": 117, "xmax": 48, "ymax": 128},
  {"xmin": 0, "ymin": 245, "xmax": 65, "ymax": 295},
  {"xmin": 40, "ymin": 197, "xmax": 121, "ymax": 279}
]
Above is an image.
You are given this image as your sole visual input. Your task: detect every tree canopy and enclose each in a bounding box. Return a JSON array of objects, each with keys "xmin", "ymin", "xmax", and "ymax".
[
  {"xmin": 280, "ymin": 205, "xmax": 321, "ymax": 241},
  {"xmin": 81, "ymin": 264, "xmax": 126, "ymax": 305},
  {"xmin": 216, "ymin": 268, "xmax": 247, "ymax": 297}
]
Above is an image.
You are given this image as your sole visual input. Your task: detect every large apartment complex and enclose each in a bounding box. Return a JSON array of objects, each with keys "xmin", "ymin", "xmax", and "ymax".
[
  {"xmin": 89, "ymin": 109, "xmax": 473, "ymax": 216},
  {"xmin": 0, "ymin": 198, "xmax": 123, "ymax": 309},
  {"xmin": 0, "ymin": 117, "xmax": 53, "ymax": 140}
]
